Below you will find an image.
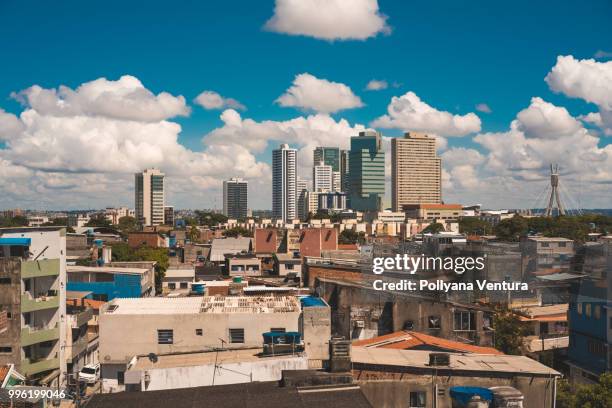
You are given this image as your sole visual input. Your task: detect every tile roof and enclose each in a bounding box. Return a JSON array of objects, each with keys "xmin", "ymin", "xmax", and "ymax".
[
  {"xmin": 352, "ymin": 331, "xmax": 503, "ymax": 355},
  {"xmin": 0, "ymin": 365, "xmax": 10, "ymax": 385}
]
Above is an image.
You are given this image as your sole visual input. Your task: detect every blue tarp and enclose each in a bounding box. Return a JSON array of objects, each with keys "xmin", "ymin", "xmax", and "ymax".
[
  {"xmin": 299, "ymin": 296, "xmax": 326, "ymax": 307},
  {"xmin": 0, "ymin": 238, "xmax": 31, "ymax": 246},
  {"xmin": 450, "ymin": 387, "xmax": 493, "ymax": 405}
]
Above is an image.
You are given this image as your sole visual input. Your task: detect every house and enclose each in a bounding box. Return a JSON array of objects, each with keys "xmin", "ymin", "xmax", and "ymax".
[
  {"xmin": 209, "ymin": 237, "xmax": 253, "ymax": 263},
  {"xmin": 127, "ymin": 232, "xmax": 165, "ymax": 249},
  {"xmin": 224, "ymin": 253, "xmax": 262, "ymax": 277},
  {"xmin": 67, "ymin": 264, "xmax": 154, "ymax": 301},
  {"xmin": 162, "ymin": 268, "xmax": 195, "ymax": 292},
  {"xmin": 274, "ymin": 253, "xmax": 302, "ymax": 277}
]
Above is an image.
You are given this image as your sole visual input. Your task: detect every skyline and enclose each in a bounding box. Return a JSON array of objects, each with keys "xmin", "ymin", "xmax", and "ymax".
[{"xmin": 0, "ymin": 0, "xmax": 611, "ymax": 210}]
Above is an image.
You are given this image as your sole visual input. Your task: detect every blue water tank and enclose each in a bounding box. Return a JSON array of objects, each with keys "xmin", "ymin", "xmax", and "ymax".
[{"xmin": 192, "ymin": 283, "xmax": 205, "ymax": 295}]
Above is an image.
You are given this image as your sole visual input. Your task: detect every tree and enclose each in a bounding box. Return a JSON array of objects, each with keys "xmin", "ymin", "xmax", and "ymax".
[
  {"xmin": 557, "ymin": 373, "xmax": 612, "ymax": 408},
  {"xmin": 110, "ymin": 242, "xmax": 169, "ymax": 294},
  {"xmin": 0, "ymin": 215, "xmax": 28, "ymax": 227},
  {"xmin": 188, "ymin": 225, "xmax": 200, "ymax": 242},
  {"xmin": 459, "ymin": 217, "xmax": 493, "ymax": 235},
  {"xmin": 422, "ymin": 222, "xmax": 445, "ymax": 234},
  {"xmin": 117, "ymin": 216, "xmax": 138, "ymax": 233},
  {"xmin": 494, "ymin": 216, "xmax": 529, "ymax": 241},
  {"xmin": 194, "ymin": 211, "xmax": 228, "ymax": 226},
  {"xmin": 85, "ymin": 214, "xmax": 111, "ymax": 228},
  {"xmin": 492, "ymin": 309, "xmax": 527, "ymax": 355},
  {"xmin": 224, "ymin": 227, "xmax": 252, "ymax": 238},
  {"xmin": 339, "ymin": 229, "xmax": 365, "ymax": 245}
]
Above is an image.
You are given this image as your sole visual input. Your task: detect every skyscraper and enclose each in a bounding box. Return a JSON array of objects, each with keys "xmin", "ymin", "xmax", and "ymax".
[
  {"xmin": 340, "ymin": 149, "xmax": 349, "ymax": 192},
  {"xmin": 314, "ymin": 146, "xmax": 342, "ymax": 192},
  {"xmin": 313, "ymin": 161, "xmax": 333, "ymax": 191},
  {"xmin": 223, "ymin": 177, "xmax": 248, "ymax": 219},
  {"xmin": 135, "ymin": 168, "xmax": 165, "ymax": 226},
  {"xmin": 348, "ymin": 131, "xmax": 385, "ymax": 211},
  {"xmin": 272, "ymin": 144, "xmax": 297, "ymax": 222},
  {"xmin": 391, "ymin": 132, "xmax": 441, "ymax": 211}
]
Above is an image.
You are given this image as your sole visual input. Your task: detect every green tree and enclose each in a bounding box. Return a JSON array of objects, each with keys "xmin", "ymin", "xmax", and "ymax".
[
  {"xmin": 188, "ymin": 225, "xmax": 200, "ymax": 242},
  {"xmin": 339, "ymin": 229, "xmax": 365, "ymax": 245},
  {"xmin": 0, "ymin": 215, "xmax": 28, "ymax": 227},
  {"xmin": 557, "ymin": 373, "xmax": 612, "ymax": 408},
  {"xmin": 459, "ymin": 217, "xmax": 493, "ymax": 235},
  {"xmin": 117, "ymin": 216, "xmax": 138, "ymax": 233},
  {"xmin": 422, "ymin": 222, "xmax": 445, "ymax": 234},
  {"xmin": 224, "ymin": 227, "xmax": 252, "ymax": 238},
  {"xmin": 110, "ymin": 242, "xmax": 169, "ymax": 294},
  {"xmin": 492, "ymin": 309, "xmax": 527, "ymax": 355},
  {"xmin": 85, "ymin": 214, "xmax": 111, "ymax": 228},
  {"xmin": 194, "ymin": 211, "xmax": 228, "ymax": 226},
  {"xmin": 494, "ymin": 215, "xmax": 529, "ymax": 241}
]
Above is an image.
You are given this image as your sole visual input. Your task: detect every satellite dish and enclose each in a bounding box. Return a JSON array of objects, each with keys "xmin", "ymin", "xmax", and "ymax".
[{"xmin": 148, "ymin": 353, "xmax": 158, "ymax": 363}]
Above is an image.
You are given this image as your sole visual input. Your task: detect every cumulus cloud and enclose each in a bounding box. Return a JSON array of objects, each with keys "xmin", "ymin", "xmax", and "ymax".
[
  {"xmin": 366, "ymin": 79, "xmax": 388, "ymax": 91},
  {"xmin": 194, "ymin": 90, "xmax": 246, "ymax": 111},
  {"xmin": 475, "ymin": 103, "xmax": 492, "ymax": 113},
  {"xmin": 0, "ymin": 109, "xmax": 24, "ymax": 140},
  {"xmin": 276, "ymin": 73, "xmax": 364, "ymax": 113},
  {"xmin": 371, "ymin": 91, "xmax": 482, "ymax": 137},
  {"xmin": 11, "ymin": 75, "xmax": 190, "ymax": 122},
  {"xmin": 515, "ymin": 97, "xmax": 582, "ymax": 139},
  {"xmin": 264, "ymin": 0, "xmax": 390, "ymax": 41},
  {"xmin": 545, "ymin": 55, "xmax": 612, "ymax": 134}
]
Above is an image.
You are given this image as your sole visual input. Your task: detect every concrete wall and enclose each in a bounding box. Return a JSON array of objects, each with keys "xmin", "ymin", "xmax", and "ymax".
[
  {"xmin": 354, "ymin": 371, "xmax": 557, "ymax": 408},
  {"xmin": 301, "ymin": 305, "xmax": 331, "ymax": 361},
  {"xmin": 99, "ymin": 311, "xmax": 301, "ymax": 363}
]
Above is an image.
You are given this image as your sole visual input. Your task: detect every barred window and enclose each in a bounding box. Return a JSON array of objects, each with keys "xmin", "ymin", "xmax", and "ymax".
[{"xmin": 157, "ymin": 329, "xmax": 173, "ymax": 344}]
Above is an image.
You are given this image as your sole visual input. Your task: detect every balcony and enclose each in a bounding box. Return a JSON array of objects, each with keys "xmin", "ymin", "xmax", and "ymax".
[
  {"xmin": 20, "ymin": 323, "xmax": 60, "ymax": 347},
  {"xmin": 21, "ymin": 259, "xmax": 60, "ymax": 279},
  {"xmin": 21, "ymin": 356, "xmax": 60, "ymax": 376},
  {"xmin": 21, "ymin": 293, "xmax": 59, "ymax": 313},
  {"xmin": 69, "ymin": 336, "xmax": 89, "ymax": 359},
  {"xmin": 69, "ymin": 308, "xmax": 93, "ymax": 328}
]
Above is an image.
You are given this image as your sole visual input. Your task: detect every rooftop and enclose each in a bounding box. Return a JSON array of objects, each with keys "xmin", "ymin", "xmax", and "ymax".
[
  {"xmin": 353, "ymin": 331, "xmax": 503, "ymax": 355},
  {"xmin": 351, "ymin": 347, "xmax": 561, "ymax": 377},
  {"xmin": 164, "ymin": 268, "xmax": 196, "ymax": 279},
  {"xmin": 67, "ymin": 265, "xmax": 149, "ymax": 275},
  {"xmin": 517, "ymin": 304, "xmax": 568, "ymax": 322},
  {"xmin": 103, "ymin": 296, "xmax": 301, "ymax": 315},
  {"xmin": 527, "ymin": 236, "xmax": 573, "ymax": 242}
]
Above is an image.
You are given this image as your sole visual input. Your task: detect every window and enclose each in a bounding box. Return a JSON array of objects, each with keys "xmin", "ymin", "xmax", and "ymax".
[
  {"xmin": 0, "ymin": 277, "xmax": 10, "ymax": 284},
  {"xmin": 270, "ymin": 328, "xmax": 286, "ymax": 333},
  {"xmin": 428, "ymin": 316, "xmax": 441, "ymax": 329},
  {"xmin": 577, "ymin": 303, "xmax": 582, "ymax": 315},
  {"xmin": 453, "ymin": 311, "xmax": 475, "ymax": 331},
  {"xmin": 559, "ymin": 242, "xmax": 567, "ymax": 247},
  {"xmin": 541, "ymin": 242, "xmax": 550, "ymax": 247},
  {"xmin": 180, "ymin": 282, "xmax": 188, "ymax": 289},
  {"xmin": 587, "ymin": 340, "xmax": 606, "ymax": 356},
  {"xmin": 286, "ymin": 264, "xmax": 294, "ymax": 270},
  {"xmin": 157, "ymin": 329, "xmax": 174, "ymax": 344},
  {"xmin": 409, "ymin": 391, "xmax": 426, "ymax": 408},
  {"xmin": 229, "ymin": 328, "xmax": 245, "ymax": 343},
  {"xmin": 195, "ymin": 329, "xmax": 203, "ymax": 336},
  {"xmin": 586, "ymin": 304, "xmax": 592, "ymax": 318},
  {"xmin": 117, "ymin": 371, "xmax": 125, "ymax": 385},
  {"xmin": 595, "ymin": 305, "xmax": 601, "ymax": 319},
  {"xmin": 168, "ymin": 283, "xmax": 176, "ymax": 290},
  {"xmin": 0, "ymin": 347, "xmax": 12, "ymax": 353}
]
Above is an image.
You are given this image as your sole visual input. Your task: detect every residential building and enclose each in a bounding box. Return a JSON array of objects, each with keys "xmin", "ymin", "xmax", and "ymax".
[
  {"xmin": 340, "ymin": 149, "xmax": 349, "ymax": 192},
  {"xmin": 274, "ymin": 253, "xmax": 302, "ymax": 277},
  {"xmin": 521, "ymin": 237, "xmax": 575, "ymax": 279},
  {"xmin": 68, "ymin": 213, "xmax": 90, "ymax": 228},
  {"xmin": 224, "ymin": 253, "xmax": 262, "ymax": 277},
  {"xmin": 0, "ymin": 364, "xmax": 25, "ymax": 388},
  {"xmin": 65, "ymin": 294, "xmax": 96, "ymax": 375},
  {"xmin": 135, "ymin": 168, "xmax": 165, "ymax": 226},
  {"xmin": 26, "ymin": 216, "xmax": 49, "ymax": 227},
  {"xmin": 352, "ymin": 347, "xmax": 560, "ymax": 408},
  {"xmin": 104, "ymin": 207, "xmax": 134, "ymax": 225},
  {"xmin": 164, "ymin": 206, "xmax": 174, "ymax": 226},
  {"xmin": 127, "ymin": 231, "xmax": 165, "ymax": 249},
  {"xmin": 223, "ymin": 178, "xmax": 248, "ymax": 219},
  {"xmin": 98, "ymin": 296, "xmax": 302, "ymax": 391},
  {"xmin": 318, "ymin": 191, "xmax": 347, "ymax": 212},
  {"xmin": 313, "ymin": 161, "xmax": 333, "ymax": 191},
  {"xmin": 66, "ymin": 264, "xmax": 154, "ymax": 301},
  {"xmin": 391, "ymin": 132, "xmax": 441, "ymax": 211},
  {"xmin": 313, "ymin": 146, "xmax": 342, "ymax": 192},
  {"xmin": 162, "ymin": 268, "xmax": 195, "ymax": 293},
  {"xmin": 209, "ymin": 237, "xmax": 253, "ymax": 263},
  {"xmin": 298, "ymin": 190, "xmax": 321, "ymax": 220},
  {"xmin": 348, "ymin": 131, "xmax": 385, "ymax": 211},
  {"xmin": 0, "ymin": 227, "xmax": 67, "ymax": 386},
  {"xmin": 272, "ymin": 144, "xmax": 297, "ymax": 222}
]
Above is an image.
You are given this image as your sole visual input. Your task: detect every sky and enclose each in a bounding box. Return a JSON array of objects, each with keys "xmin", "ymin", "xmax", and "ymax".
[{"xmin": 0, "ymin": 0, "xmax": 611, "ymax": 210}]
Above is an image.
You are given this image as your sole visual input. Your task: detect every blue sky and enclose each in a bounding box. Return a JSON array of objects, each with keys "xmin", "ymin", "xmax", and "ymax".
[{"xmin": 0, "ymin": 0, "xmax": 611, "ymax": 210}]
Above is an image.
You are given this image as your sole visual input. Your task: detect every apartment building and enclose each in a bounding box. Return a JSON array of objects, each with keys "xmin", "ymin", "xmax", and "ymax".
[
  {"xmin": 0, "ymin": 227, "xmax": 67, "ymax": 386},
  {"xmin": 66, "ymin": 264, "xmax": 155, "ymax": 301},
  {"xmin": 348, "ymin": 131, "xmax": 385, "ymax": 212},
  {"xmin": 272, "ymin": 144, "xmax": 297, "ymax": 222},
  {"xmin": 135, "ymin": 168, "xmax": 165, "ymax": 226},
  {"xmin": 223, "ymin": 178, "xmax": 248, "ymax": 219},
  {"xmin": 391, "ymin": 132, "xmax": 441, "ymax": 211}
]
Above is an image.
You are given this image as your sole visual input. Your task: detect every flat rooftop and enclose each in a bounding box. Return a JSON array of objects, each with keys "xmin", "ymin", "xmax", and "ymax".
[
  {"xmin": 67, "ymin": 265, "xmax": 149, "ymax": 275},
  {"xmin": 164, "ymin": 268, "xmax": 196, "ymax": 278},
  {"xmin": 132, "ymin": 348, "xmax": 302, "ymax": 370},
  {"xmin": 103, "ymin": 295, "xmax": 301, "ymax": 315},
  {"xmin": 351, "ymin": 347, "xmax": 561, "ymax": 376}
]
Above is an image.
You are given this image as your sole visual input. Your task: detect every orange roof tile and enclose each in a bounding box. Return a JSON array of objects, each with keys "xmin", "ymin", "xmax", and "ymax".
[
  {"xmin": 0, "ymin": 365, "xmax": 10, "ymax": 384},
  {"xmin": 353, "ymin": 330, "xmax": 503, "ymax": 355}
]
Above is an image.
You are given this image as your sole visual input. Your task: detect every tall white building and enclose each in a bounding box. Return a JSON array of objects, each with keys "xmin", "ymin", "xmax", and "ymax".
[
  {"xmin": 135, "ymin": 168, "xmax": 165, "ymax": 226},
  {"xmin": 313, "ymin": 161, "xmax": 333, "ymax": 192},
  {"xmin": 223, "ymin": 178, "xmax": 248, "ymax": 219},
  {"xmin": 272, "ymin": 144, "xmax": 297, "ymax": 222}
]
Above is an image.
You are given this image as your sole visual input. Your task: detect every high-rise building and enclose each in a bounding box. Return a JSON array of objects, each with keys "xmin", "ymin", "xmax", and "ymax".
[
  {"xmin": 223, "ymin": 178, "xmax": 248, "ymax": 219},
  {"xmin": 340, "ymin": 150, "xmax": 349, "ymax": 192},
  {"xmin": 164, "ymin": 206, "xmax": 175, "ymax": 226},
  {"xmin": 348, "ymin": 131, "xmax": 385, "ymax": 211},
  {"xmin": 318, "ymin": 192, "xmax": 347, "ymax": 211},
  {"xmin": 0, "ymin": 227, "xmax": 67, "ymax": 386},
  {"xmin": 391, "ymin": 132, "xmax": 442, "ymax": 211},
  {"xmin": 298, "ymin": 190, "xmax": 321, "ymax": 220},
  {"xmin": 314, "ymin": 147, "xmax": 343, "ymax": 192},
  {"xmin": 272, "ymin": 144, "xmax": 297, "ymax": 222},
  {"xmin": 135, "ymin": 168, "xmax": 165, "ymax": 226},
  {"xmin": 313, "ymin": 161, "xmax": 333, "ymax": 192},
  {"xmin": 297, "ymin": 177, "xmax": 310, "ymax": 196}
]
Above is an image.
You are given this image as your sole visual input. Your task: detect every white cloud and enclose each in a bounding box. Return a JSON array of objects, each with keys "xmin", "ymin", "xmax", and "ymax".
[
  {"xmin": 11, "ymin": 75, "xmax": 190, "ymax": 122},
  {"xmin": 515, "ymin": 97, "xmax": 582, "ymax": 139},
  {"xmin": 475, "ymin": 103, "xmax": 492, "ymax": 113},
  {"xmin": 0, "ymin": 109, "xmax": 24, "ymax": 140},
  {"xmin": 276, "ymin": 73, "xmax": 364, "ymax": 113},
  {"xmin": 366, "ymin": 79, "xmax": 388, "ymax": 91},
  {"xmin": 264, "ymin": 0, "xmax": 390, "ymax": 41},
  {"xmin": 545, "ymin": 55, "xmax": 612, "ymax": 134},
  {"xmin": 371, "ymin": 91, "xmax": 482, "ymax": 137},
  {"xmin": 194, "ymin": 90, "xmax": 246, "ymax": 111}
]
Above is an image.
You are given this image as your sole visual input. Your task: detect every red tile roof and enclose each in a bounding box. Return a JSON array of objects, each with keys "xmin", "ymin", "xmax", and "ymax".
[
  {"xmin": 352, "ymin": 330, "xmax": 503, "ymax": 355},
  {"xmin": 0, "ymin": 365, "xmax": 10, "ymax": 384}
]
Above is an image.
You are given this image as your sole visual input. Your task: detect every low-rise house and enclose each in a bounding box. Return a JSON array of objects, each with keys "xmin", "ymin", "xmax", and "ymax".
[
  {"xmin": 209, "ymin": 237, "xmax": 253, "ymax": 264},
  {"xmin": 274, "ymin": 253, "xmax": 302, "ymax": 277},
  {"xmin": 127, "ymin": 232, "xmax": 165, "ymax": 249},
  {"xmin": 516, "ymin": 304, "xmax": 569, "ymax": 355},
  {"xmin": 224, "ymin": 253, "xmax": 262, "ymax": 277},
  {"xmin": 162, "ymin": 268, "xmax": 195, "ymax": 292},
  {"xmin": 65, "ymin": 293, "xmax": 96, "ymax": 375},
  {"xmin": 67, "ymin": 264, "xmax": 154, "ymax": 301}
]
